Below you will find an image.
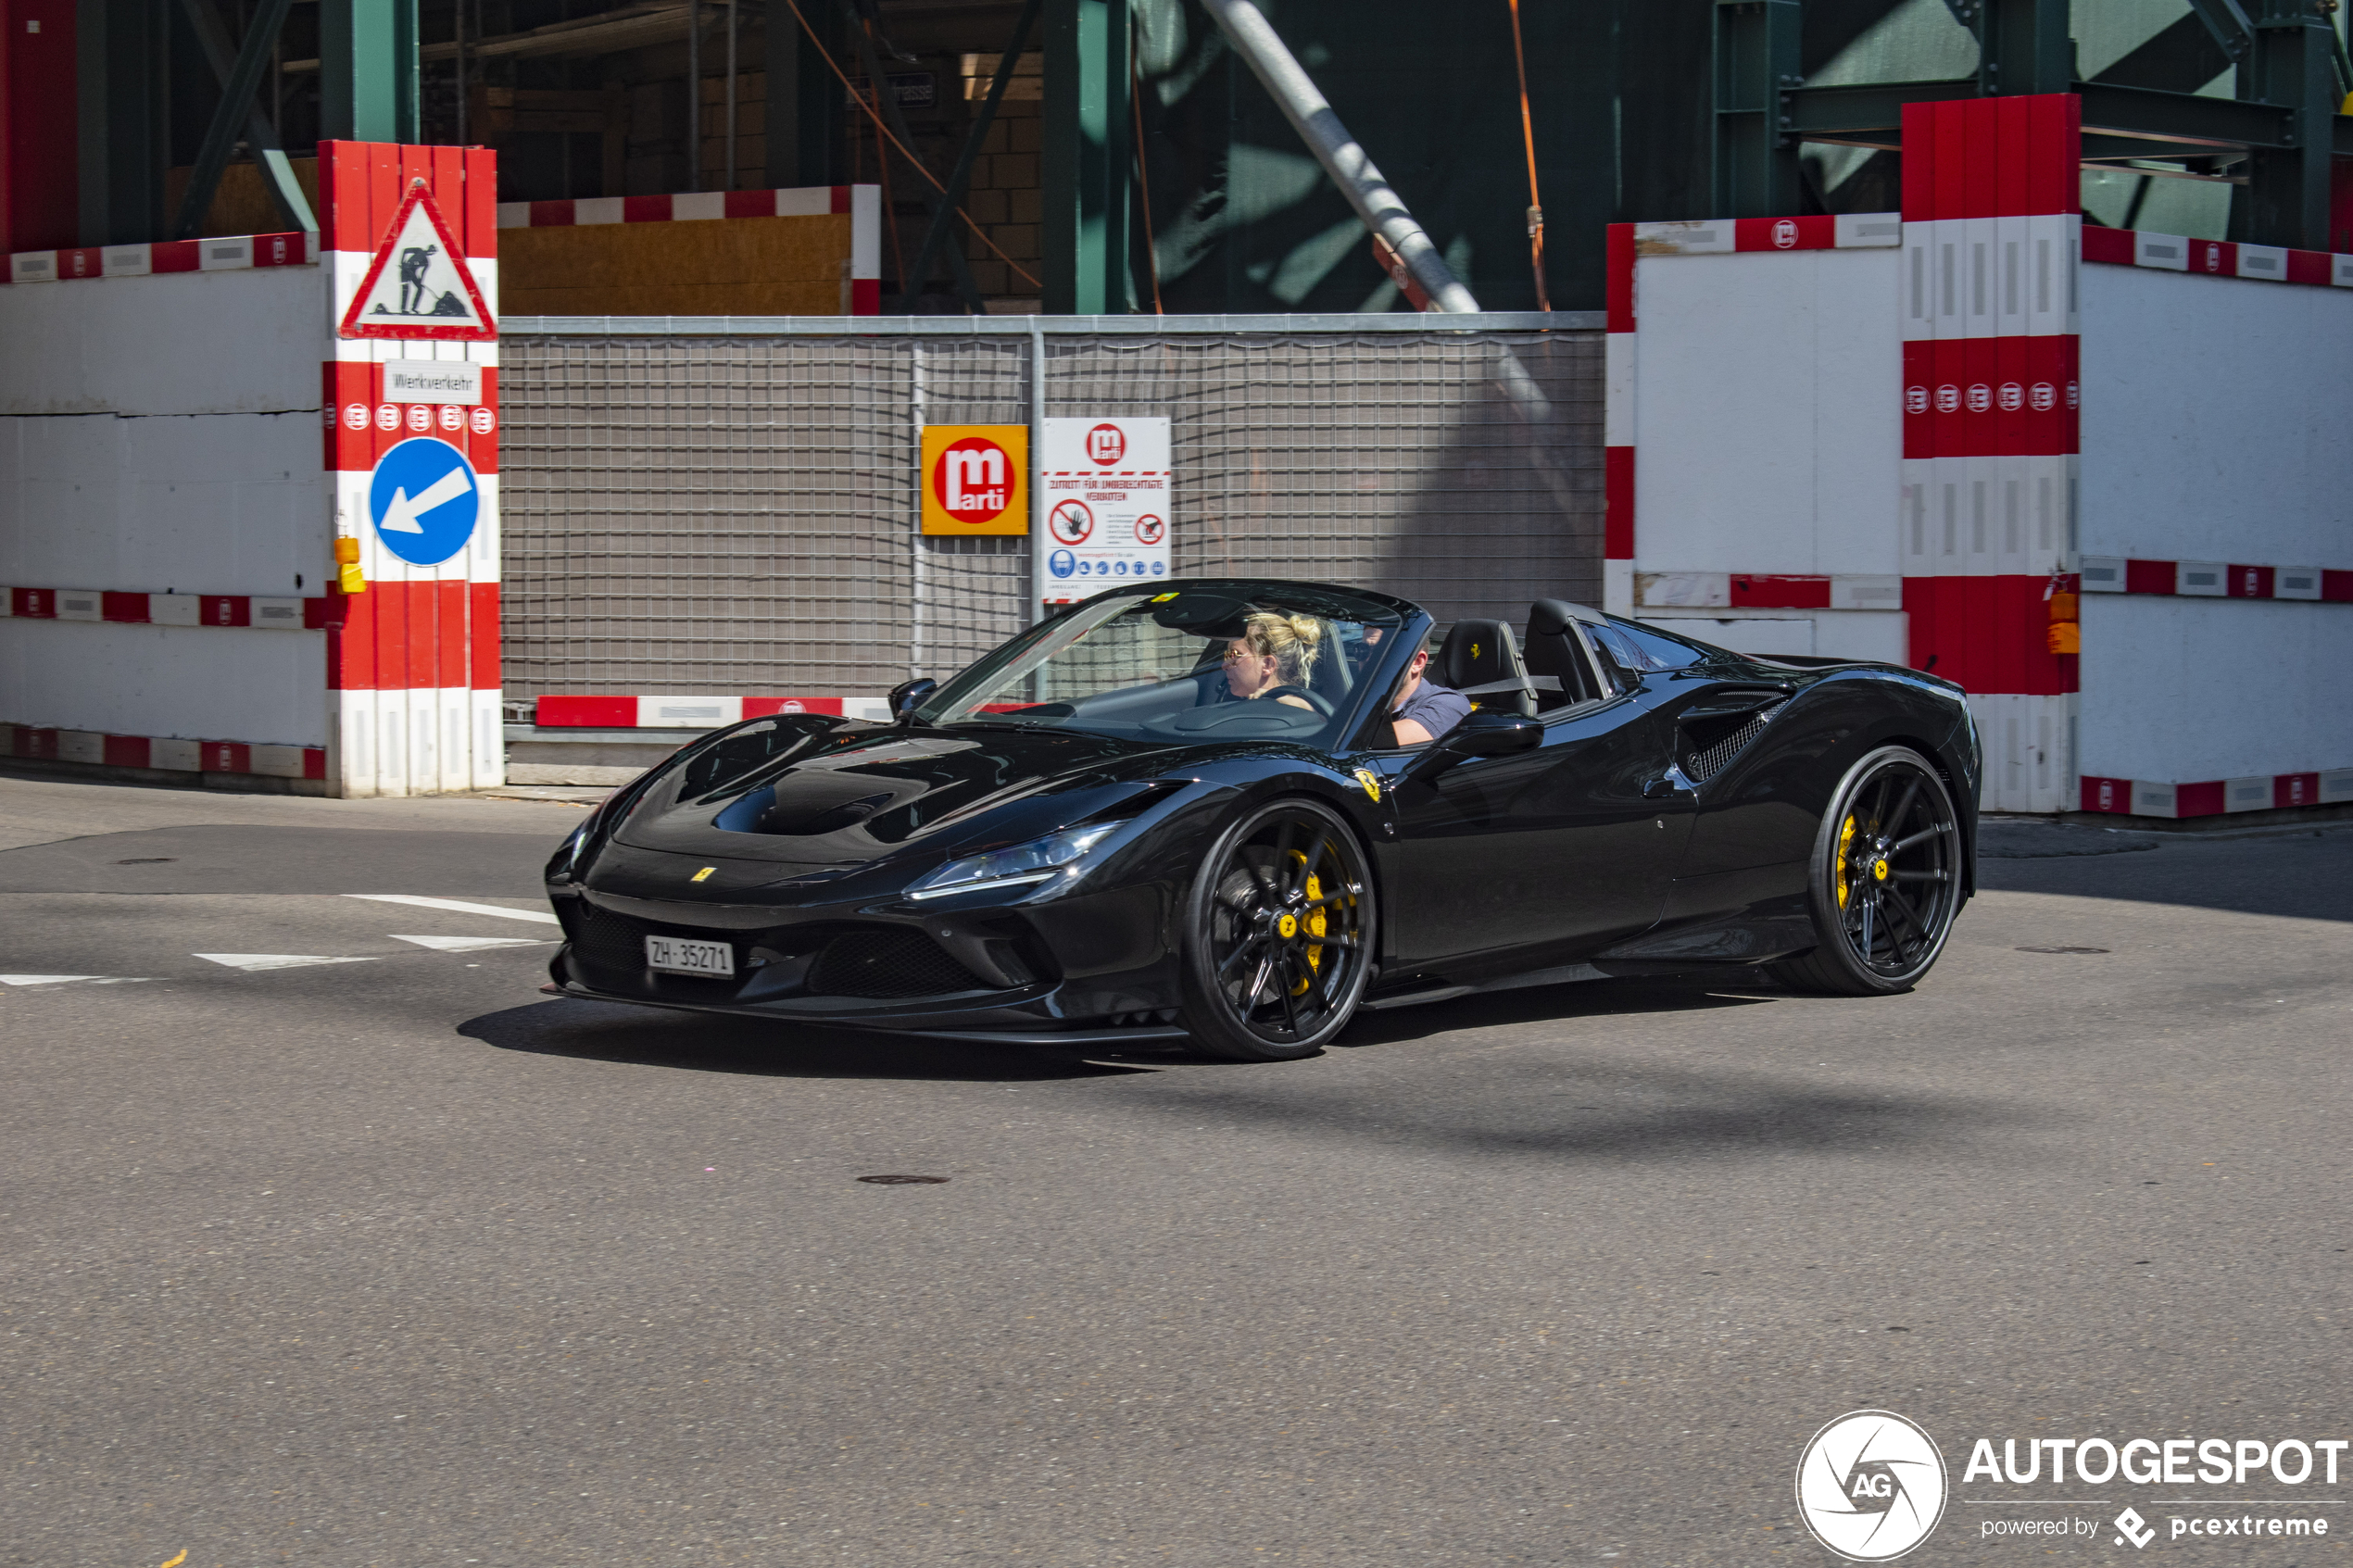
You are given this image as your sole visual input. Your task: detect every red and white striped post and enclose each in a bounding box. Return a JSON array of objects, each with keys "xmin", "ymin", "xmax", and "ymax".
[
  {"xmin": 1897, "ymin": 95, "xmax": 2082, "ymax": 811},
  {"xmin": 318, "ymin": 143, "xmax": 503, "ymax": 797}
]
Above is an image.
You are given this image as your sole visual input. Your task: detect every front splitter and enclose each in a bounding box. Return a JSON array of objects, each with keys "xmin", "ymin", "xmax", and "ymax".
[{"xmin": 537, "ymin": 982, "xmax": 1191, "ymax": 1048}]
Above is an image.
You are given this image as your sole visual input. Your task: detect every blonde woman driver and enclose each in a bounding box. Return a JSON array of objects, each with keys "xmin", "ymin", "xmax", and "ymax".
[{"xmin": 1220, "ymin": 611, "xmax": 1323, "ymax": 711}]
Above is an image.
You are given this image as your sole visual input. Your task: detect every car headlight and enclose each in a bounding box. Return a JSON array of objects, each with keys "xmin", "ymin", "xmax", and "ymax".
[{"xmin": 904, "ymin": 822, "xmax": 1120, "ymax": 901}]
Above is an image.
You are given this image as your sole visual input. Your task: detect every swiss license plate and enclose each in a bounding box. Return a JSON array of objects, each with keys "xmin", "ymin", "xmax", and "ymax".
[{"xmin": 645, "ymin": 934, "xmax": 734, "ymax": 977}]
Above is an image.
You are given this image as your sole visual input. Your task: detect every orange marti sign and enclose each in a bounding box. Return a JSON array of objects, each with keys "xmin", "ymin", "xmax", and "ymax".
[{"xmin": 921, "ymin": 425, "xmax": 1029, "ymax": 536}]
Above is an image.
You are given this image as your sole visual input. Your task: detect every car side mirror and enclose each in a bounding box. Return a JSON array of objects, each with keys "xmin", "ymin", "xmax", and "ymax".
[
  {"xmin": 1403, "ymin": 710, "xmax": 1541, "ymax": 783},
  {"xmin": 887, "ymin": 678, "xmax": 937, "ymax": 721}
]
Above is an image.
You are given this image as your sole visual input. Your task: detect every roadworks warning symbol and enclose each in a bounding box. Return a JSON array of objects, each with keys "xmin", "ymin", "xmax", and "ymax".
[{"xmin": 340, "ymin": 180, "xmax": 497, "ymax": 342}]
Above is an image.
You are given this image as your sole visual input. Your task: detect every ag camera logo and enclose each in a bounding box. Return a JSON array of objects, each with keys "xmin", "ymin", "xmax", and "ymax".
[{"xmin": 1796, "ymin": 1411, "xmax": 1948, "ymax": 1561}]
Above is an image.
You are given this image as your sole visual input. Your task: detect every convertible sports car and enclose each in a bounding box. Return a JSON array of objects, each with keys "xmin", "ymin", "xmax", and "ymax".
[{"xmin": 541, "ymin": 579, "xmax": 1981, "ymax": 1061}]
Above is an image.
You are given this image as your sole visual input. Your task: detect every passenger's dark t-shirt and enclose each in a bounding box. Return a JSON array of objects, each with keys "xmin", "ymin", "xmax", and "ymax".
[{"xmin": 1393, "ymin": 679, "xmax": 1470, "ymax": 742}]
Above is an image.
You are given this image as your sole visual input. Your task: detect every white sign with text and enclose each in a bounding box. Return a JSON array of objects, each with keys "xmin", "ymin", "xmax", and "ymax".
[{"xmin": 1038, "ymin": 417, "xmax": 1170, "ymax": 603}]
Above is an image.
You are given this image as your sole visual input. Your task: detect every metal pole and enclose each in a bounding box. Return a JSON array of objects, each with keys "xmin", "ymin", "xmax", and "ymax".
[
  {"xmin": 686, "ymin": 0, "xmax": 701, "ymax": 192},
  {"xmin": 454, "ymin": 0, "xmax": 466, "ymax": 144},
  {"xmin": 902, "ymin": 0, "xmax": 1043, "ymax": 312},
  {"xmin": 1196, "ymin": 0, "xmax": 1478, "ymax": 313},
  {"xmin": 1028, "ymin": 317, "xmax": 1048, "ymax": 623},
  {"xmin": 724, "ymin": 0, "xmax": 737, "ymax": 189}
]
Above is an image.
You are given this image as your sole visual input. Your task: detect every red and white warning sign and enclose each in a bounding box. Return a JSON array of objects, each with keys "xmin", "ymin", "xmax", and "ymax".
[
  {"xmin": 1038, "ymin": 416, "xmax": 1170, "ymax": 599},
  {"xmin": 340, "ymin": 179, "xmax": 497, "ymax": 342}
]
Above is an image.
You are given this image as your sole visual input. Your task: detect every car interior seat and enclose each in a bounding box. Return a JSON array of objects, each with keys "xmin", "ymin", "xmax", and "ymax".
[
  {"xmin": 1524, "ymin": 599, "xmax": 1611, "ymax": 709},
  {"xmin": 1304, "ymin": 619, "xmax": 1353, "ymax": 711},
  {"xmin": 1434, "ymin": 619, "xmax": 1541, "ymax": 717}
]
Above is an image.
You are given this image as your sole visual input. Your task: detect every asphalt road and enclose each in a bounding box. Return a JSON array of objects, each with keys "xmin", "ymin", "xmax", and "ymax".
[{"xmin": 2, "ymin": 770, "xmax": 2347, "ymax": 1568}]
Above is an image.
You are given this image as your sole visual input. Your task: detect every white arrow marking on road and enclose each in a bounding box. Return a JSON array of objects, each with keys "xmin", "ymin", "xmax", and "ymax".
[
  {"xmin": 378, "ymin": 465, "xmax": 474, "ymax": 534},
  {"xmin": 346, "ymin": 895, "xmax": 561, "ymax": 925},
  {"xmin": 195, "ymin": 953, "xmax": 379, "ymax": 972},
  {"xmin": 389, "ymin": 934, "xmax": 556, "ymax": 952}
]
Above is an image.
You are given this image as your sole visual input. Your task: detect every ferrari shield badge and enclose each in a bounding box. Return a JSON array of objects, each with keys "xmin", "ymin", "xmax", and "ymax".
[
  {"xmin": 1353, "ymin": 768, "xmax": 1383, "ymax": 803},
  {"xmin": 691, "ymin": 866, "xmax": 716, "ymax": 883}
]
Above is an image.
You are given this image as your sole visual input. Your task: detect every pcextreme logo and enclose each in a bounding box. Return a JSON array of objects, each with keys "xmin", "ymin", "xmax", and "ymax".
[{"xmin": 1796, "ymin": 1410, "xmax": 1949, "ymax": 1562}]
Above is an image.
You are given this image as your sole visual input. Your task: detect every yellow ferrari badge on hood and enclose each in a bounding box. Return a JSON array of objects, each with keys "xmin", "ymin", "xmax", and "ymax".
[
  {"xmin": 1353, "ymin": 768, "xmax": 1383, "ymax": 803},
  {"xmin": 691, "ymin": 866, "xmax": 716, "ymax": 883}
]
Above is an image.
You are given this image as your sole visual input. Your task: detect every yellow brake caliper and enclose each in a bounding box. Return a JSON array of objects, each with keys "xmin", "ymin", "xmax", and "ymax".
[
  {"xmin": 1834, "ymin": 814, "xmax": 1857, "ymax": 909},
  {"xmin": 1288, "ymin": 849, "xmax": 1330, "ymax": 996}
]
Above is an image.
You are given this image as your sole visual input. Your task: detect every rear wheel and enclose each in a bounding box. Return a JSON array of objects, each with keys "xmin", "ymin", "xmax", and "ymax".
[
  {"xmin": 1774, "ymin": 746, "xmax": 1965, "ymax": 996},
  {"xmin": 1177, "ymin": 798, "xmax": 1376, "ymax": 1061}
]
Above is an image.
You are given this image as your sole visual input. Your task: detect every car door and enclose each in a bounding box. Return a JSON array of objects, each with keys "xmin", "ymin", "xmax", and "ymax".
[{"xmin": 1369, "ymin": 684, "xmax": 1697, "ymax": 974}]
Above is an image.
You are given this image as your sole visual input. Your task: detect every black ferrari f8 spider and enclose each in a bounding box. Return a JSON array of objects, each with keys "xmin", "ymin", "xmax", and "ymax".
[{"xmin": 541, "ymin": 580, "xmax": 1981, "ymax": 1060}]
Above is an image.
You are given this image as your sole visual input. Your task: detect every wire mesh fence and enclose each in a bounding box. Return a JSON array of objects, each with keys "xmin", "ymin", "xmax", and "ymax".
[{"xmin": 497, "ymin": 316, "xmax": 1604, "ymax": 697}]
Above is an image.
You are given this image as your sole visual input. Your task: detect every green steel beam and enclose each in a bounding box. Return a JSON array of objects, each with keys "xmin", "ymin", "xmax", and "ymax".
[
  {"xmin": 77, "ymin": 0, "xmax": 170, "ymax": 245},
  {"xmin": 173, "ymin": 0, "xmax": 316, "ymax": 236},
  {"xmin": 2237, "ymin": 0, "xmax": 2335, "ymax": 249},
  {"xmin": 1712, "ymin": 0, "xmax": 1803, "ymax": 218},
  {"xmin": 787, "ymin": 7, "xmax": 841, "ymax": 185},
  {"xmin": 2075, "ymin": 79, "xmax": 2294, "ymax": 148},
  {"xmin": 902, "ymin": 0, "xmax": 1044, "ymax": 308},
  {"xmin": 836, "ymin": 0, "xmax": 987, "ymax": 310},
  {"xmin": 1984, "ymin": 0, "xmax": 2070, "ymax": 95},
  {"xmin": 1043, "ymin": 0, "xmax": 1132, "ymax": 314},
  {"xmin": 1785, "ymin": 78, "xmax": 1975, "ymax": 139},
  {"xmin": 318, "ymin": 0, "xmax": 419, "ymax": 144},
  {"xmin": 171, "ymin": 0, "xmax": 296, "ymax": 238}
]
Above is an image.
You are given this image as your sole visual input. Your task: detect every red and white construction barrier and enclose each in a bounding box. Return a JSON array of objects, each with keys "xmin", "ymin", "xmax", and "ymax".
[
  {"xmin": 535, "ymin": 695, "xmax": 893, "ymax": 727},
  {"xmin": 0, "ymin": 140, "xmax": 504, "ymax": 798},
  {"xmin": 2080, "ymin": 226, "xmax": 2353, "ymax": 289},
  {"xmin": 5, "ymin": 587, "xmax": 337, "ymax": 628},
  {"xmin": 2082, "ymin": 768, "xmax": 2353, "ymax": 819},
  {"xmin": 1604, "ymin": 91, "xmax": 2353, "ymax": 817},
  {"xmin": 496, "ymin": 184, "xmax": 882, "ymax": 315},
  {"xmin": 321, "ymin": 143, "xmax": 503, "ymax": 797},
  {"xmin": 7, "ymin": 230, "xmax": 314, "ymax": 283},
  {"xmin": 2078, "ymin": 559, "xmax": 2353, "ymax": 600},
  {"xmin": 3, "ymin": 722, "xmax": 325, "ymax": 782}
]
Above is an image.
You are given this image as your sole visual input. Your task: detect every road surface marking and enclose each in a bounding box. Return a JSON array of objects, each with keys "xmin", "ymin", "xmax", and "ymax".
[
  {"xmin": 389, "ymin": 934, "xmax": 555, "ymax": 952},
  {"xmin": 345, "ymin": 895, "xmax": 561, "ymax": 925},
  {"xmin": 195, "ymin": 953, "xmax": 380, "ymax": 972}
]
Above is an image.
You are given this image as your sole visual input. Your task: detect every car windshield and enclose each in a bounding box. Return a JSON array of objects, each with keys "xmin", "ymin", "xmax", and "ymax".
[{"xmin": 916, "ymin": 582, "xmax": 1410, "ymax": 747}]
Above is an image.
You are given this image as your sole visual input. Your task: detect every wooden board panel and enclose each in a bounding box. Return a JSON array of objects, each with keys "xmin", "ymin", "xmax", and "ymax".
[{"xmin": 498, "ymin": 214, "xmax": 854, "ymax": 315}]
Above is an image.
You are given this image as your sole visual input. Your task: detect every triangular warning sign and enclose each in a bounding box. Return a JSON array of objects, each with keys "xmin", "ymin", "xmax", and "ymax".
[{"xmin": 339, "ymin": 179, "xmax": 497, "ymax": 342}]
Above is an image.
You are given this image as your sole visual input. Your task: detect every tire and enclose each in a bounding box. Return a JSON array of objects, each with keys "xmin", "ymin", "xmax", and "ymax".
[
  {"xmin": 1176, "ymin": 797, "xmax": 1377, "ymax": 1061},
  {"xmin": 1773, "ymin": 745, "xmax": 1966, "ymax": 997}
]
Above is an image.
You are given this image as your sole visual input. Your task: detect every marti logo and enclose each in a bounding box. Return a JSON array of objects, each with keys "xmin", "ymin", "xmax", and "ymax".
[
  {"xmin": 933, "ymin": 437, "xmax": 1013, "ymax": 525},
  {"xmin": 1797, "ymin": 1411, "xmax": 1949, "ymax": 1561},
  {"xmin": 1085, "ymin": 422, "xmax": 1127, "ymax": 465}
]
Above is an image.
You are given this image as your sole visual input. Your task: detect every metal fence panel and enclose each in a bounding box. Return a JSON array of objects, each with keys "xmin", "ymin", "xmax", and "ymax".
[{"xmin": 497, "ymin": 320, "xmax": 1602, "ymax": 697}]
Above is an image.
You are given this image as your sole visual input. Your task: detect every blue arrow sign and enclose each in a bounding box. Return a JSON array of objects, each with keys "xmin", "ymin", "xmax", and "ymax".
[{"xmin": 369, "ymin": 437, "xmax": 481, "ymax": 566}]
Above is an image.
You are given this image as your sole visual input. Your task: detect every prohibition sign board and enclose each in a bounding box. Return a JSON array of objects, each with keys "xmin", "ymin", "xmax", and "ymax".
[{"xmin": 1037, "ymin": 416, "xmax": 1171, "ymax": 605}]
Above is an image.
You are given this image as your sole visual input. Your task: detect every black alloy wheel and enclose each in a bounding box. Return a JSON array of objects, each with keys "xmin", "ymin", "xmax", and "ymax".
[
  {"xmin": 1776, "ymin": 745, "xmax": 1966, "ymax": 996},
  {"xmin": 1176, "ymin": 798, "xmax": 1377, "ymax": 1061}
]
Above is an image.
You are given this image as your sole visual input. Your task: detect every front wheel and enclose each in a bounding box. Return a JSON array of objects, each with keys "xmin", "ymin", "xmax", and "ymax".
[
  {"xmin": 1774, "ymin": 746, "xmax": 1966, "ymax": 996},
  {"xmin": 1177, "ymin": 798, "xmax": 1377, "ymax": 1061}
]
